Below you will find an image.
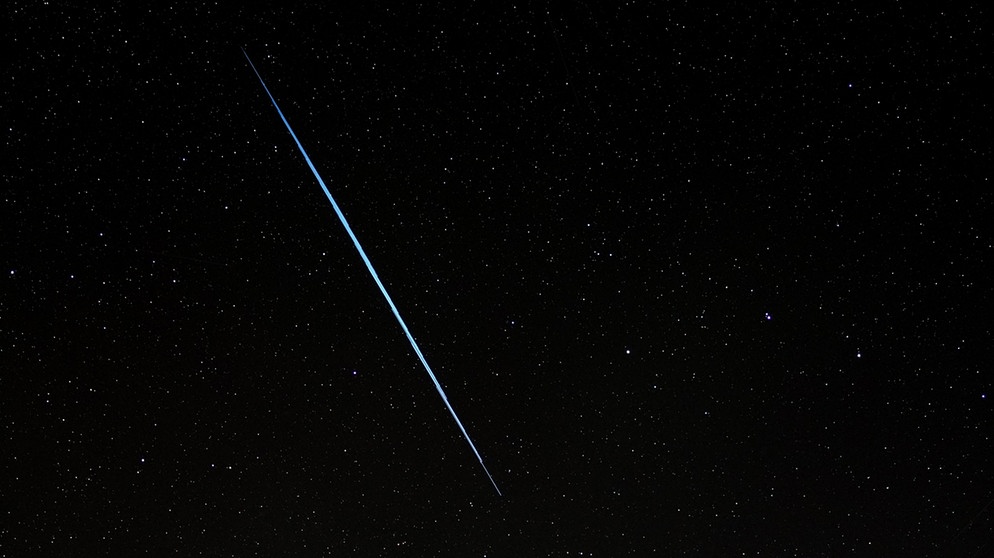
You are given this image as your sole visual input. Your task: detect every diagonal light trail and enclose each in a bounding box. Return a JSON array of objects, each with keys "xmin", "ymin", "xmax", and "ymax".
[{"xmin": 242, "ymin": 48, "xmax": 501, "ymax": 496}]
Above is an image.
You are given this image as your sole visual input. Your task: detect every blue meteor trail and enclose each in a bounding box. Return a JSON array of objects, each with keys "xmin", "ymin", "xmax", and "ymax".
[{"xmin": 242, "ymin": 49, "xmax": 501, "ymax": 496}]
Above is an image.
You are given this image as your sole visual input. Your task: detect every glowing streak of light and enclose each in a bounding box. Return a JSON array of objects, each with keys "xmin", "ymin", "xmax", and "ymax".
[{"xmin": 242, "ymin": 48, "xmax": 501, "ymax": 496}]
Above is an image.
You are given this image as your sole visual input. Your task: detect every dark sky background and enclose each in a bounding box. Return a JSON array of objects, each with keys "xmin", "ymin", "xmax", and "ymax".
[{"xmin": 4, "ymin": 2, "xmax": 991, "ymax": 556}]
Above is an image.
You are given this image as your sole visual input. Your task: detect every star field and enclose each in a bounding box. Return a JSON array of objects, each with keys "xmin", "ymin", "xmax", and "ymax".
[{"xmin": 3, "ymin": 2, "xmax": 991, "ymax": 556}]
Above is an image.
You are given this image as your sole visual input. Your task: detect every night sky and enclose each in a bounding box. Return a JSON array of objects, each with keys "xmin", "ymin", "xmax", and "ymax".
[{"xmin": 4, "ymin": 2, "xmax": 991, "ymax": 556}]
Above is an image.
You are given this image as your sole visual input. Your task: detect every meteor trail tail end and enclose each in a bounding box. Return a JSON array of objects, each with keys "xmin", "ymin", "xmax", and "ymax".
[{"xmin": 241, "ymin": 48, "xmax": 502, "ymax": 496}]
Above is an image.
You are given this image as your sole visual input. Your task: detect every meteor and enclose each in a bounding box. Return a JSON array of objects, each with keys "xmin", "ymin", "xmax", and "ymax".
[{"xmin": 242, "ymin": 48, "xmax": 501, "ymax": 496}]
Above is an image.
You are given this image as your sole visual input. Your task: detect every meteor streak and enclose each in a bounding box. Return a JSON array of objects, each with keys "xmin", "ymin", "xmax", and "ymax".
[{"xmin": 242, "ymin": 49, "xmax": 501, "ymax": 496}]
